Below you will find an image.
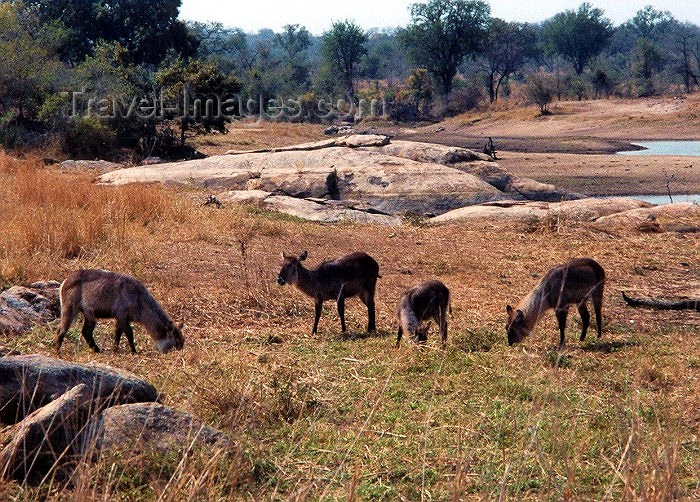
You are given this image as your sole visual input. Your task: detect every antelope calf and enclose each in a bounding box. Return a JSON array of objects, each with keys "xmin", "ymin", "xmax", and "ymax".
[
  {"xmin": 277, "ymin": 251, "xmax": 380, "ymax": 334},
  {"xmin": 506, "ymin": 258, "xmax": 605, "ymax": 347},
  {"xmin": 396, "ymin": 280, "xmax": 451, "ymax": 348}
]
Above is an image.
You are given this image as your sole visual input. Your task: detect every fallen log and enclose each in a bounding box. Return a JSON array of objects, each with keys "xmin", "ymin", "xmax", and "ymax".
[{"xmin": 621, "ymin": 292, "xmax": 699, "ymax": 312}]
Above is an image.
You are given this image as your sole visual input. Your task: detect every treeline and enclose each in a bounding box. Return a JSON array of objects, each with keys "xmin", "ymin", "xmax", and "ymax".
[{"xmin": 0, "ymin": 0, "xmax": 698, "ymax": 159}]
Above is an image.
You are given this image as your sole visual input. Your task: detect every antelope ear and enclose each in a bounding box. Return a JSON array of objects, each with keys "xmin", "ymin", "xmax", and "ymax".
[
  {"xmin": 515, "ymin": 309, "xmax": 524, "ymax": 322},
  {"xmin": 281, "ymin": 252, "xmax": 286, "ymax": 259},
  {"xmin": 298, "ymin": 250, "xmax": 308, "ymax": 261},
  {"xmin": 506, "ymin": 305, "xmax": 514, "ymax": 319}
]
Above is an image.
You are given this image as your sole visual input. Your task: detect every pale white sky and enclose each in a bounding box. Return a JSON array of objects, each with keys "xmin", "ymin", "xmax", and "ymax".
[{"xmin": 179, "ymin": 0, "xmax": 700, "ymax": 34}]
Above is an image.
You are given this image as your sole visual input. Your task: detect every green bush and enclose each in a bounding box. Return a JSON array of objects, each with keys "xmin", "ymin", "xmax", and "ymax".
[{"xmin": 62, "ymin": 117, "xmax": 117, "ymax": 159}]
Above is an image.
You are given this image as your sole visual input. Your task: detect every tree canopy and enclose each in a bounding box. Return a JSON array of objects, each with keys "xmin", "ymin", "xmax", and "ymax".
[
  {"xmin": 321, "ymin": 20, "xmax": 368, "ymax": 100},
  {"xmin": 541, "ymin": 2, "xmax": 613, "ymax": 75},
  {"xmin": 399, "ymin": 0, "xmax": 490, "ymax": 95},
  {"xmin": 24, "ymin": 0, "xmax": 198, "ymax": 65}
]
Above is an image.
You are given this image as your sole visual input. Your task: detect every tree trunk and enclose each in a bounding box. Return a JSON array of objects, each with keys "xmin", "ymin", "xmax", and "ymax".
[{"xmin": 621, "ymin": 292, "xmax": 699, "ymax": 312}]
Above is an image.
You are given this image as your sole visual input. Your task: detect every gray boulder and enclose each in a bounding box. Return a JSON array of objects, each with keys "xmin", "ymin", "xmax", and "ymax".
[
  {"xmin": 0, "ymin": 280, "xmax": 60, "ymax": 335},
  {"xmin": 93, "ymin": 403, "xmax": 231, "ymax": 455},
  {"xmin": 0, "ymin": 384, "xmax": 92, "ymax": 484},
  {"xmin": 0, "ymin": 354, "xmax": 158, "ymax": 424}
]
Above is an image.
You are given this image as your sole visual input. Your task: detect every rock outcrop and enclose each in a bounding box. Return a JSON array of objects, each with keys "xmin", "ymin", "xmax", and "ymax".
[
  {"xmin": 0, "ymin": 355, "xmax": 158, "ymax": 424},
  {"xmin": 430, "ymin": 198, "xmax": 652, "ymax": 224},
  {"xmin": 0, "ymin": 281, "xmax": 60, "ymax": 335},
  {"xmin": 99, "ymin": 135, "xmax": 588, "ymax": 223},
  {"xmin": 593, "ymin": 202, "xmax": 700, "ymax": 231}
]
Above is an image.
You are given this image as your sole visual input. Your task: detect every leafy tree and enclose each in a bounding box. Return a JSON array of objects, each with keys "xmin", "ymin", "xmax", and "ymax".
[
  {"xmin": 480, "ymin": 19, "xmax": 537, "ymax": 102},
  {"xmin": 24, "ymin": 0, "xmax": 198, "ymax": 65},
  {"xmin": 275, "ymin": 24, "xmax": 312, "ymax": 92},
  {"xmin": 673, "ymin": 23, "xmax": 700, "ymax": 92},
  {"xmin": 541, "ymin": 3, "xmax": 613, "ymax": 75},
  {"xmin": 321, "ymin": 20, "xmax": 368, "ymax": 101},
  {"xmin": 628, "ymin": 5, "xmax": 675, "ymax": 41},
  {"xmin": 632, "ymin": 38, "xmax": 663, "ymax": 96},
  {"xmin": 399, "ymin": 0, "xmax": 490, "ymax": 96},
  {"xmin": 154, "ymin": 57, "xmax": 241, "ymax": 146},
  {"xmin": 0, "ymin": 2, "xmax": 64, "ymax": 120}
]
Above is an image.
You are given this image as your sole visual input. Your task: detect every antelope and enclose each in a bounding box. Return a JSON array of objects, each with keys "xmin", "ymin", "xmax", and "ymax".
[
  {"xmin": 395, "ymin": 280, "xmax": 451, "ymax": 348},
  {"xmin": 277, "ymin": 251, "xmax": 380, "ymax": 334},
  {"xmin": 506, "ymin": 258, "xmax": 605, "ymax": 347},
  {"xmin": 56, "ymin": 269, "xmax": 184, "ymax": 354}
]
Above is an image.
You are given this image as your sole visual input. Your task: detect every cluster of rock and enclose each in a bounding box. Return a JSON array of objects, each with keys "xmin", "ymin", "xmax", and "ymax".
[
  {"xmin": 0, "ymin": 281, "xmax": 60, "ymax": 335},
  {"xmin": 98, "ymin": 135, "xmax": 586, "ymax": 224},
  {"xmin": 0, "ymin": 352, "xmax": 233, "ymax": 485}
]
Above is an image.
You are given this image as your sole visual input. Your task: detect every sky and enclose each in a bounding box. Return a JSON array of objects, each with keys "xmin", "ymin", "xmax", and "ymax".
[{"xmin": 178, "ymin": 0, "xmax": 700, "ymax": 35}]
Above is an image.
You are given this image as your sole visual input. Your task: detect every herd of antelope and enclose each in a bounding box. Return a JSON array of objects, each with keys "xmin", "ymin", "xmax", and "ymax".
[{"xmin": 54, "ymin": 251, "xmax": 606, "ymax": 355}]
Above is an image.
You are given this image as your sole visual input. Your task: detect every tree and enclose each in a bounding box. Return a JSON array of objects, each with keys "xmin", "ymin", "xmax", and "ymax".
[
  {"xmin": 24, "ymin": 0, "xmax": 198, "ymax": 65},
  {"xmin": 633, "ymin": 38, "xmax": 663, "ymax": 96},
  {"xmin": 541, "ymin": 3, "xmax": 613, "ymax": 75},
  {"xmin": 0, "ymin": 2, "xmax": 64, "ymax": 120},
  {"xmin": 399, "ymin": 0, "xmax": 490, "ymax": 96},
  {"xmin": 275, "ymin": 24, "xmax": 312, "ymax": 92},
  {"xmin": 154, "ymin": 57, "xmax": 241, "ymax": 146},
  {"xmin": 321, "ymin": 20, "xmax": 368, "ymax": 100},
  {"xmin": 480, "ymin": 19, "xmax": 537, "ymax": 103}
]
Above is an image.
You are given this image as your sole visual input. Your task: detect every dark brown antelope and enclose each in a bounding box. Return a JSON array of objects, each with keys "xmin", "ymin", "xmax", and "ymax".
[
  {"xmin": 277, "ymin": 251, "xmax": 380, "ymax": 334},
  {"xmin": 56, "ymin": 269, "xmax": 184, "ymax": 354},
  {"xmin": 506, "ymin": 258, "xmax": 605, "ymax": 347},
  {"xmin": 395, "ymin": 280, "xmax": 451, "ymax": 348}
]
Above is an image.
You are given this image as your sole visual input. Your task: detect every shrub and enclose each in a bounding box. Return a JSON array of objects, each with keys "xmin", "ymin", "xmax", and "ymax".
[
  {"xmin": 62, "ymin": 117, "xmax": 117, "ymax": 159},
  {"xmin": 525, "ymin": 71, "xmax": 557, "ymax": 114}
]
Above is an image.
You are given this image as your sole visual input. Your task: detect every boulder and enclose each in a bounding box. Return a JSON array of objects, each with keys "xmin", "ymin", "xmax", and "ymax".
[
  {"xmin": 93, "ymin": 403, "xmax": 231, "ymax": 455},
  {"xmin": 0, "ymin": 384, "xmax": 92, "ymax": 484},
  {"xmin": 430, "ymin": 198, "xmax": 652, "ymax": 224},
  {"xmin": 0, "ymin": 354, "xmax": 158, "ymax": 424},
  {"xmin": 0, "ymin": 280, "xmax": 60, "ymax": 335},
  {"xmin": 593, "ymin": 202, "xmax": 700, "ymax": 229}
]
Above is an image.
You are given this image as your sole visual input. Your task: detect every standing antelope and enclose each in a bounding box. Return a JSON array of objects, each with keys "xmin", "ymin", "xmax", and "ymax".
[
  {"xmin": 56, "ymin": 269, "xmax": 184, "ymax": 354},
  {"xmin": 506, "ymin": 258, "xmax": 605, "ymax": 347},
  {"xmin": 277, "ymin": 251, "xmax": 380, "ymax": 334},
  {"xmin": 395, "ymin": 280, "xmax": 451, "ymax": 348}
]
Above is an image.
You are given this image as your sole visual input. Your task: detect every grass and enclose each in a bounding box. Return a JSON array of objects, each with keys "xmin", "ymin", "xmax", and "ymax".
[{"xmin": 0, "ymin": 153, "xmax": 699, "ymax": 500}]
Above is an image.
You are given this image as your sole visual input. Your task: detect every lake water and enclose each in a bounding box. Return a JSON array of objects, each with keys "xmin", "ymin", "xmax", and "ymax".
[
  {"xmin": 600, "ymin": 194, "xmax": 700, "ymax": 205},
  {"xmin": 618, "ymin": 140, "xmax": 700, "ymax": 156}
]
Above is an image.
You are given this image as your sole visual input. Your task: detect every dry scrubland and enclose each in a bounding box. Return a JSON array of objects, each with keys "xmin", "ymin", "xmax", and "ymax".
[{"xmin": 0, "ymin": 146, "xmax": 699, "ymax": 499}]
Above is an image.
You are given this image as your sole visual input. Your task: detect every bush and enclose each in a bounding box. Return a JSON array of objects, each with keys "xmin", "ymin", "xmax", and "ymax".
[
  {"xmin": 62, "ymin": 117, "xmax": 117, "ymax": 159},
  {"xmin": 444, "ymin": 86, "xmax": 483, "ymax": 116},
  {"xmin": 525, "ymin": 71, "xmax": 557, "ymax": 114}
]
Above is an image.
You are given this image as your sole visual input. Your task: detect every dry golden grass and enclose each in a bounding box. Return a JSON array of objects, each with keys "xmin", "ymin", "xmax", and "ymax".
[
  {"xmin": 1, "ymin": 154, "xmax": 699, "ymax": 500},
  {"xmin": 191, "ymin": 121, "xmax": 327, "ymax": 156}
]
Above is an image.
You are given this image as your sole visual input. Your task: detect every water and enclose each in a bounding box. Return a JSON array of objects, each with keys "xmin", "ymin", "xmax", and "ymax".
[
  {"xmin": 618, "ymin": 140, "xmax": 700, "ymax": 156},
  {"xmin": 600, "ymin": 194, "xmax": 700, "ymax": 205}
]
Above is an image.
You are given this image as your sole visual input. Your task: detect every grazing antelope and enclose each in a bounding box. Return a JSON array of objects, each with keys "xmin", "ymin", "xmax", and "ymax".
[
  {"xmin": 395, "ymin": 280, "xmax": 451, "ymax": 348},
  {"xmin": 277, "ymin": 251, "xmax": 380, "ymax": 334},
  {"xmin": 506, "ymin": 258, "xmax": 605, "ymax": 347},
  {"xmin": 56, "ymin": 269, "xmax": 184, "ymax": 354}
]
